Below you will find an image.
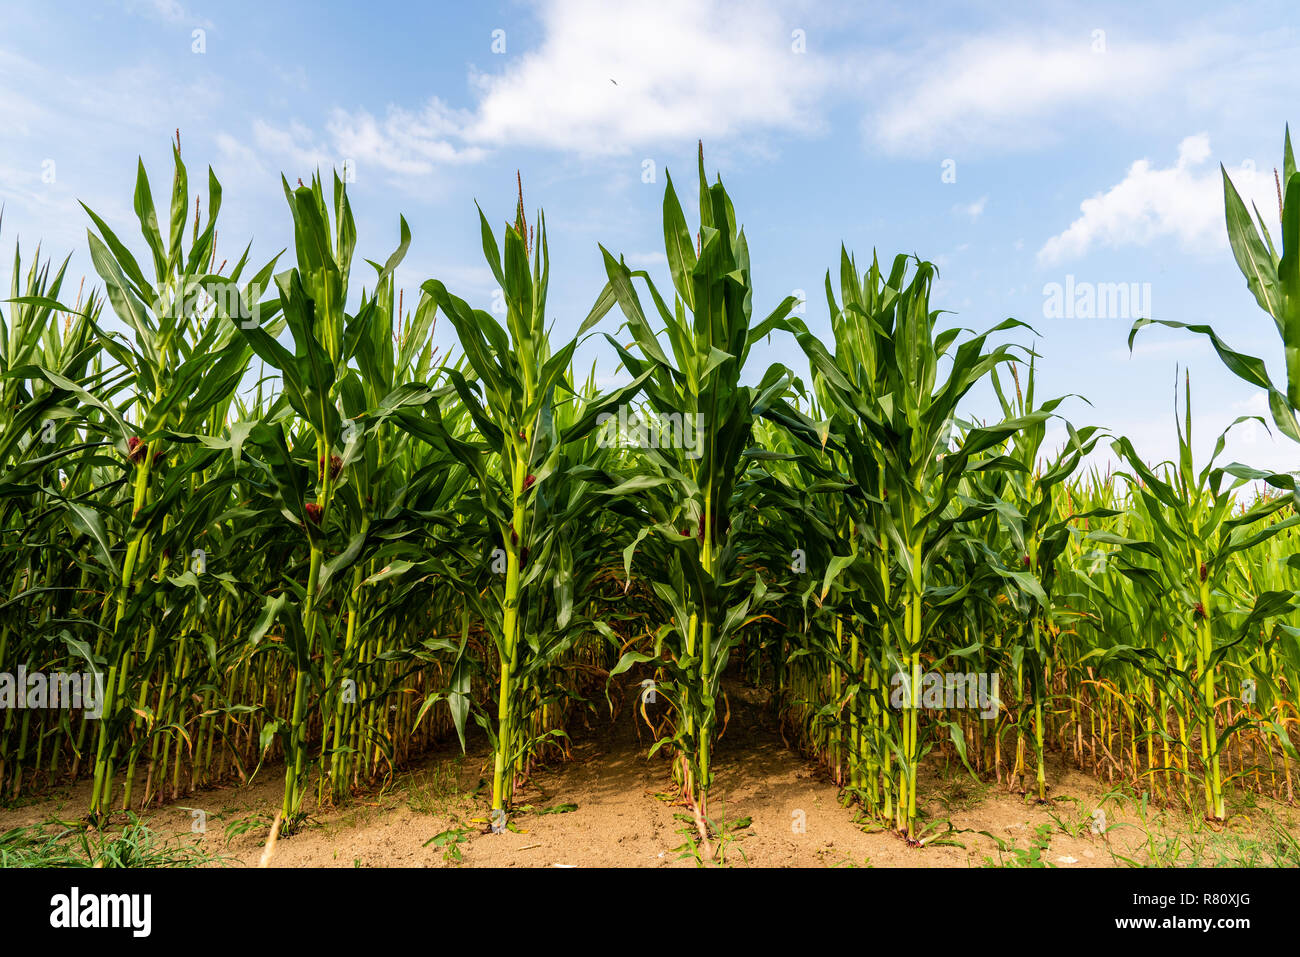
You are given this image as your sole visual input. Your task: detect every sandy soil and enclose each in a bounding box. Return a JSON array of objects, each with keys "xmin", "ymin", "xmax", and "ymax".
[{"xmin": 4, "ymin": 679, "xmax": 1297, "ymax": 868}]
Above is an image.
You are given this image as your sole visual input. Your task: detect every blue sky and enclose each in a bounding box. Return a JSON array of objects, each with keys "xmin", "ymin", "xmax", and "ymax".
[{"xmin": 2, "ymin": 0, "xmax": 1298, "ymax": 474}]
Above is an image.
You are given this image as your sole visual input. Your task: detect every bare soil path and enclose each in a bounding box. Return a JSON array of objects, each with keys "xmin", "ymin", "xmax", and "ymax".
[{"xmin": 3, "ymin": 678, "xmax": 1296, "ymax": 867}]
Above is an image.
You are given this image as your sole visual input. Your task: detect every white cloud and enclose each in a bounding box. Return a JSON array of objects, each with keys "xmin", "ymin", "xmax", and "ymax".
[
  {"xmin": 214, "ymin": 131, "xmax": 261, "ymax": 171},
  {"xmin": 247, "ymin": 119, "xmax": 335, "ymax": 177},
  {"xmin": 123, "ymin": 0, "xmax": 212, "ymax": 28},
  {"xmin": 953, "ymin": 196, "xmax": 987, "ymax": 220},
  {"xmin": 227, "ymin": 109, "xmax": 488, "ymax": 195},
  {"xmin": 325, "ymin": 101, "xmax": 486, "ymax": 176},
  {"xmin": 457, "ymin": 0, "xmax": 829, "ymax": 153},
  {"xmin": 269, "ymin": 0, "xmax": 832, "ymax": 176},
  {"xmin": 1037, "ymin": 134, "xmax": 1280, "ymax": 265},
  {"xmin": 869, "ymin": 34, "xmax": 1211, "ymax": 156},
  {"xmin": 141, "ymin": 0, "xmax": 186, "ymax": 21},
  {"xmin": 246, "ymin": 16, "xmax": 1300, "ymax": 182},
  {"xmin": 1233, "ymin": 391, "xmax": 1271, "ymax": 447}
]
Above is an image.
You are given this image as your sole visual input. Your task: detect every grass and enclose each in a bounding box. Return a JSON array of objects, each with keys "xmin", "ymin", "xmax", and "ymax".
[
  {"xmin": 0, "ymin": 814, "xmax": 225, "ymax": 868},
  {"xmin": 982, "ymin": 824, "xmax": 1057, "ymax": 868},
  {"xmin": 400, "ymin": 758, "xmax": 468, "ymax": 817}
]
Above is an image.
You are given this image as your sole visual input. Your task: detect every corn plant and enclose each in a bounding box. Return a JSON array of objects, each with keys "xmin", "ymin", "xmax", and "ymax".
[
  {"xmin": 784, "ymin": 250, "xmax": 1048, "ymax": 840},
  {"xmin": 420, "ymin": 182, "xmax": 637, "ymax": 827},
  {"xmin": 985, "ymin": 359, "xmax": 1104, "ymax": 800},
  {"xmin": 64, "ymin": 143, "xmax": 284, "ymax": 817},
  {"xmin": 595, "ymin": 146, "xmax": 814, "ymax": 840},
  {"xmin": 1096, "ymin": 376, "xmax": 1296, "ymax": 818}
]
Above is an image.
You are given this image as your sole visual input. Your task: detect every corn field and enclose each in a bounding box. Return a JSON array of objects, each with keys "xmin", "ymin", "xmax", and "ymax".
[{"xmin": 1, "ymin": 131, "xmax": 1298, "ymax": 853}]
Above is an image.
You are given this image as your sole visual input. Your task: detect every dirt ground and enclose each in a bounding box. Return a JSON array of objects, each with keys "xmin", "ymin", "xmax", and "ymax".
[{"xmin": 4, "ymin": 680, "xmax": 1298, "ymax": 868}]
